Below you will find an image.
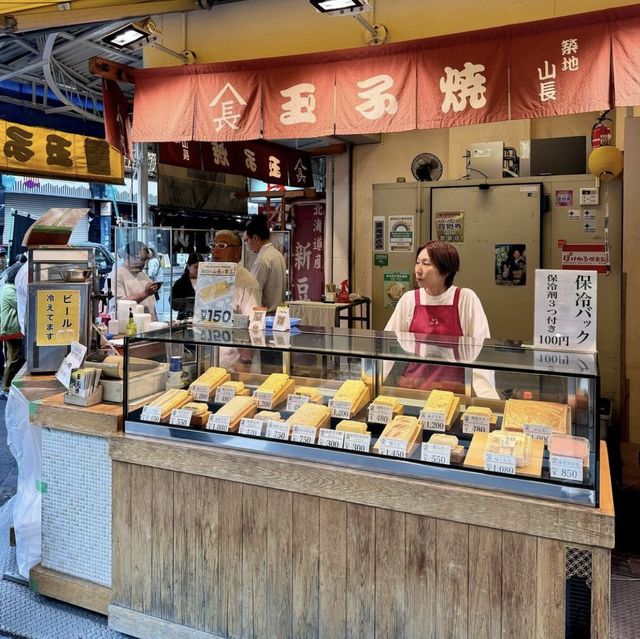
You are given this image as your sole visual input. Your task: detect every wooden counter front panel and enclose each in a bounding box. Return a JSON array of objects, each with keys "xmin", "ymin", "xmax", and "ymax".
[{"xmin": 112, "ymin": 461, "xmax": 585, "ymax": 639}]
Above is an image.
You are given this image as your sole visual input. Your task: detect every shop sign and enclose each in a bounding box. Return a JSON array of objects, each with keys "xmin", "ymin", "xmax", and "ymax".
[
  {"xmin": 158, "ymin": 139, "xmax": 313, "ymax": 188},
  {"xmin": 389, "ymin": 215, "xmax": 414, "ymax": 252},
  {"xmin": 560, "ymin": 243, "xmax": 609, "ymax": 273},
  {"xmin": 1, "ymin": 119, "xmax": 124, "ymax": 184},
  {"xmin": 36, "ymin": 290, "xmax": 80, "ymax": 347},
  {"xmin": 533, "ymin": 269, "xmax": 597, "ymax": 352},
  {"xmin": 291, "ymin": 203, "xmax": 325, "ymax": 301},
  {"xmin": 129, "ymin": 15, "xmax": 616, "ymax": 142}
]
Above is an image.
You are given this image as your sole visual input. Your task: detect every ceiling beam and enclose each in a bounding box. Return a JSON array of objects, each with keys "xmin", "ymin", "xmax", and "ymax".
[
  {"xmin": 89, "ymin": 56, "xmax": 136, "ymax": 84},
  {"xmin": 6, "ymin": 1, "xmax": 200, "ymax": 33}
]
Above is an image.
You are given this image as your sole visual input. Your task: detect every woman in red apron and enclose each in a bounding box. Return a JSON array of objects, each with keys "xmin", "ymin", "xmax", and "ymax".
[{"xmin": 385, "ymin": 241, "xmax": 491, "ymax": 393}]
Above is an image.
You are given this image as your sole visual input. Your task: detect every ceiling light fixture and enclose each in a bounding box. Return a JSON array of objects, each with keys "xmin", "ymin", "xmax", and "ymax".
[
  {"xmin": 102, "ymin": 18, "xmax": 196, "ymax": 64},
  {"xmin": 308, "ymin": 0, "xmax": 388, "ymax": 45}
]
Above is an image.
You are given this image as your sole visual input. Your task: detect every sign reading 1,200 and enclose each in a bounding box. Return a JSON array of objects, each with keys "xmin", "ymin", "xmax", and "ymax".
[
  {"xmin": 201, "ymin": 309, "xmax": 232, "ymax": 324},
  {"xmin": 538, "ymin": 334, "xmax": 569, "ymax": 347}
]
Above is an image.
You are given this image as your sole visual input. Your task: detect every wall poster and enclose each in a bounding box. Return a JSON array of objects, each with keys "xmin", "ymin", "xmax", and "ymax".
[
  {"xmin": 435, "ymin": 211, "xmax": 464, "ymax": 243},
  {"xmin": 384, "ymin": 272, "xmax": 411, "ymax": 307},
  {"xmin": 388, "ymin": 215, "xmax": 415, "ymax": 252},
  {"xmin": 495, "ymin": 243, "xmax": 527, "ymax": 286}
]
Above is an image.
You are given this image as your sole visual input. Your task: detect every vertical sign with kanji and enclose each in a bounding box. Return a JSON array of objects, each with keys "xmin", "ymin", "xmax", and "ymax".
[
  {"xmin": 291, "ymin": 204, "xmax": 325, "ymax": 301},
  {"xmin": 533, "ymin": 269, "xmax": 597, "ymax": 352},
  {"xmin": 36, "ymin": 290, "xmax": 80, "ymax": 346}
]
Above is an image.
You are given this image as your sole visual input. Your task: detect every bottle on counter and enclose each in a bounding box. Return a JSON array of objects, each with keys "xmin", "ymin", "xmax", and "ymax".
[{"xmin": 126, "ymin": 308, "xmax": 137, "ymax": 336}]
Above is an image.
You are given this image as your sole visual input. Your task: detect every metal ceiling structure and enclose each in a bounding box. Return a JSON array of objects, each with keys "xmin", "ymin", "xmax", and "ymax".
[{"xmin": 0, "ymin": 1, "xmax": 246, "ymax": 131}]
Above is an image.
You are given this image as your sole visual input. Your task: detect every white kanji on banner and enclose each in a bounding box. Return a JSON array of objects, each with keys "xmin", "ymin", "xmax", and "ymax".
[
  {"xmin": 439, "ymin": 62, "xmax": 487, "ymax": 113},
  {"xmin": 280, "ymin": 83, "xmax": 317, "ymax": 124},
  {"xmin": 355, "ymin": 74, "xmax": 398, "ymax": 120},
  {"xmin": 209, "ymin": 83, "xmax": 246, "ymax": 131}
]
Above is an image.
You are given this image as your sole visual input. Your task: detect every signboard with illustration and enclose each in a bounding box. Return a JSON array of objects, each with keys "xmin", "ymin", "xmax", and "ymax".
[
  {"xmin": 388, "ymin": 215, "xmax": 414, "ymax": 252},
  {"xmin": 384, "ymin": 272, "xmax": 411, "ymax": 307}
]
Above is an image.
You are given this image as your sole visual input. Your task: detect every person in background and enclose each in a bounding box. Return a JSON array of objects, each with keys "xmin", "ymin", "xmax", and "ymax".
[
  {"xmin": 171, "ymin": 252, "xmax": 203, "ymax": 320},
  {"xmin": 212, "ymin": 230, "xmax": 262, "ymax": 315},
  {"xmin": 385, "ymin": 240, "xmax": 497, "ymax": 398},
  {"xmin": 144, "ymin": 246, "xmax": 162, "ymax": 282},
  {"xmin": 243, "ymin": 214, "xmax": 286, "ymax": 313},
  {"xmin": 0, "ymin": 260, "xmax": 26, "ymax": 399},
  {"xmin": 116, "ymin": 240, "xmax": 159, "ymax": 320}
]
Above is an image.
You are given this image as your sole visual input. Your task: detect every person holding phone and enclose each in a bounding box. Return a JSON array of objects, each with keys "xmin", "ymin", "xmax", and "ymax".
[{"xmin": 116, "ymin": 240, "xmax": 160, "ymax": 320}]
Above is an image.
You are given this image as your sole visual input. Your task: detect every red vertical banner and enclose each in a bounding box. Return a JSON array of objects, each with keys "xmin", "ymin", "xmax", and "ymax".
[
  {"xmin": 417, "ymin": 39, "xmax": 508, "ymax": 129},
  {"xmin": 510, "ymin": 24, "xmax": 611, "ymax": 119},
  {"xmin": 193, "ymin": 71, "xmax": 262, "ymax": 141},
  {"xmin": 291, "ymin": 203, "xmax": 325, "ymax": 301},
  {"xmin": 335, "ymin": 53, "xmax": 417, "ymax": 134},
  {"xmin": 102, "ymin": 79, "xmax": 133, "ymax": 159},
  {"xmin": 262, "ymin": 65, "xmax": 335, "ymax": 139}
]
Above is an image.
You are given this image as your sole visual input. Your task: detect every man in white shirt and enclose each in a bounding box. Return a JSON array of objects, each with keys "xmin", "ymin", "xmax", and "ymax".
[
  {"xmin": 115, "ymin": 241, "xmax": 160, "ymax": 320},
  {"xmin": 211, "ymin": 230, "xmax": 261, "ymax": 315},
  {"xmin": 243, "ymin": 214, "xmax": 286, "ymax": 313}
]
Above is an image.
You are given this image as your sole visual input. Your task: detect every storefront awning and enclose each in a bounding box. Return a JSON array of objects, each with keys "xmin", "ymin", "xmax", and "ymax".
[{"xmin": 124, "ymin": 5, "xmax": 640, "ymax": 144}]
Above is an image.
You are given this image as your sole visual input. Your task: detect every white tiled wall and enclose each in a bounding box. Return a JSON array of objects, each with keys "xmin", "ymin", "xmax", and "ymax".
[{"xmin": 41, "ymin": 429, "xmax": 111, "ymax": 587}]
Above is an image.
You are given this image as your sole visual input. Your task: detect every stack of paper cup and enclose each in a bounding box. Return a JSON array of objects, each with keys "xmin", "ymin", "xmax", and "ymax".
[
  {"xmin": 133, "ymin": 313, "xmax": 151, "ymax": 333},
  {"xmin": 136, "ymin": 304, "xmax": 145, "ymax": 314},
  {"xmin": 117, "ymin": 300, "xmax": 137, "ymax": 333}
]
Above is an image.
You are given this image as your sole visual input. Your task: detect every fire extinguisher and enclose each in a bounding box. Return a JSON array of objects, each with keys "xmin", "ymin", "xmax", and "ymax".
[{"xmin": 591, "ymin": 110, "xmax": 612, "ymax": 148}]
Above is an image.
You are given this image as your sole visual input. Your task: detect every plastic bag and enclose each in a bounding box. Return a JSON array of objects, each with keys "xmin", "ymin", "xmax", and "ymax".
[{"xmin": 5, "ymin": 383, "xmax": 42, "ymax": 578}]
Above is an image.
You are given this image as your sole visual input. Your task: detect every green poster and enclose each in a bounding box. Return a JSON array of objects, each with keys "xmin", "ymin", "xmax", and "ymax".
[{"xmin": 384, "ymin": 272, "xmax": 410, "ymax": 307}]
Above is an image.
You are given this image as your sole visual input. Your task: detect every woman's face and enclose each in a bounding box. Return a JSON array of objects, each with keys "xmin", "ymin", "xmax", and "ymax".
[
  {"xmin": 415, "ymin": 248, "xmax": 446, "ymax": 292},
  {"xmin": 188, "ymin": 262, "xmax": 199, "ymax": 279},
  {"xmin": 513, "ymin": 250, "xmax": 521, "ymax": 260}
]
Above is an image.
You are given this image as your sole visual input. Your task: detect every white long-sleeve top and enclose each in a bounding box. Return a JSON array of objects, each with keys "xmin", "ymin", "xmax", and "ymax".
[
  {"xmin": 384, "ymin": 286, "xmax": 498, "ymax": 399},
  {"xmin": 385, "ymin": 286, "xmax": 490, "ymax": 339}
]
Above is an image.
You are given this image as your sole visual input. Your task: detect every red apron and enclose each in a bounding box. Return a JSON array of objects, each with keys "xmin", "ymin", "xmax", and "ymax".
[{"xmin": 397, "ymin": 288, "xmax": 465, "ymax": 393}]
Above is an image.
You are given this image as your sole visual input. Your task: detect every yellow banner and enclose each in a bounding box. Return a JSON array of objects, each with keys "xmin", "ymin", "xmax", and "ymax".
[
  {"xmin": 36, "ymin": 290, "xmax": 81, "ymax": 347},
  {"xmin": 0, "ymin": 119, "xmax": 124, "ymax": 184}
]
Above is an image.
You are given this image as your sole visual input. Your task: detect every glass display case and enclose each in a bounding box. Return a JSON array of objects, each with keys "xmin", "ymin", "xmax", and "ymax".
[{"xmin": 123, "ymin": 325, "xmax": 600, "ymax": 506}]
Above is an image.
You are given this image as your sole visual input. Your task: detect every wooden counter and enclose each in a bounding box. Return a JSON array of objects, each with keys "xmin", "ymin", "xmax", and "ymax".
[
  {"xmin": 27, "ymin": 390, "xmax": 122, "ymax": 615},
  {"xmin": 108, "ymin": 435, "xmax": 614, "ymax": 639}
]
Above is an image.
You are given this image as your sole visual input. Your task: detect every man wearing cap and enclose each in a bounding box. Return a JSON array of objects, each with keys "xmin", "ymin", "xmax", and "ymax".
[{"xmin": 211, "ymin": 230, "xmax": 261, "ymax": 315}]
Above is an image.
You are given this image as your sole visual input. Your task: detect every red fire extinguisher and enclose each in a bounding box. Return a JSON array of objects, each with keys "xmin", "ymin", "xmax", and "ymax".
[{"xmin": 591, "ymin": 110, "xmax": 612, "ymax": 148}]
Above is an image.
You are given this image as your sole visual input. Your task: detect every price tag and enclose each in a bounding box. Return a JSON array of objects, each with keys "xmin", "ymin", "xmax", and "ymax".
[
  {"xmin": 169, "ymin": 408, "xmax": 193, "ymax": 428},
  {"xmin": 286, "ymin": 394, "xmax": 310, "ymax": 412},
  {"xmin": 272, "ymin": 305, "xmax": 291, "ymax": 332},
  {"xmin": 419, "ymin": 410, "xmax": 446, "ymax": 432},
  {"xmin": 378, "ymin": 437, "xmax": 407, "ymax": 458},
  {"xmin": 462, "ymin": 413, "xmax": 490, "ymax": 434},
  {"xmin": 249, "ymin": 307, "xmax": 267, "ymax": 331},
  {"xmin": 318, "ymin": 428, "xmax": 345, "ymax": 449},
  {"xmin": 329, "ymin": 399, "xmax": 353, "ymax": 419},
  {"xmin": 524, "ymin": 423, "xmax": 553, "ymax": 443},
  {"xmin": 191, "ymin": 384, "xmax": 211, "ymax": 402},
  {"xmin": 215, "ymin": 385, "xmax": 237, "ymax": 404},
  {"xmin": 253, "ymin": 391, "xmax": 274, "ymax": 410},
  {"xmin": 265, "ymin": 420, "xmax": 290, "ymax": 441},
  {"xmin": 249, "ymin": 330, "xmax": 266, "ymax": 347},
  {"xmin": 291, "ymin": 424, "xmax": 317, "ymax": 444},
  {"xmin": 193, "ymin": 261, "xmax": 235, "ymax": 327},
  {"xmin": 367, "ymin": 403, "xmax": 393, "ymax": 424},
  {"xmin": 484, "ymin": 452, "xmax": 516, "ymax": 475},
  {"xmin": 343, "ymin": 432, "xmax": 371, "ymax": 453},
  {"xmin": 549, "ymin": 454, "xmax": 584, "ymax": 482},
  {"xmin": 421, "ymin": 443, "xmax": 451, "ymax": 465},
  {"xmin": 239, "ymin": 418, "xmax": 264, "ymax": 437},
  {"xmin": 207, "ymin": 413, "xmax": 231, "ymax": 432},
  {"xmin": 141, "ymin": 405, "xmax": 162, "ymax": 423}
]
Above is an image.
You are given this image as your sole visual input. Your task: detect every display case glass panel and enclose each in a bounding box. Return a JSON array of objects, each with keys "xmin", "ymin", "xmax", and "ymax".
[{"xmin": 124, "ymin": 326, "xmax": 599, "ymax": 506}]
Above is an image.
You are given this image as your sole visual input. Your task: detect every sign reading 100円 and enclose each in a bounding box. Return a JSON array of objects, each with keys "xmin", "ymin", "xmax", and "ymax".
[{"xmin": 193, "ymin": 262, "xmax": 236, "ymax": 326}]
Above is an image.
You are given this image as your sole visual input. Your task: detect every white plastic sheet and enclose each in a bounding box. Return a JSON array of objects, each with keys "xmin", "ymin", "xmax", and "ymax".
[{"xmin": 5, "ymin": 380, "xmax": 42, "ymax": 578}]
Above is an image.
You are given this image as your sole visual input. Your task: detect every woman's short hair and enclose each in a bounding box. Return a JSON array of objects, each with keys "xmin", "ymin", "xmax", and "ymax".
[{"xmin": 417, "ymin": 240, "xmax": 460, "ymax": 288}]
